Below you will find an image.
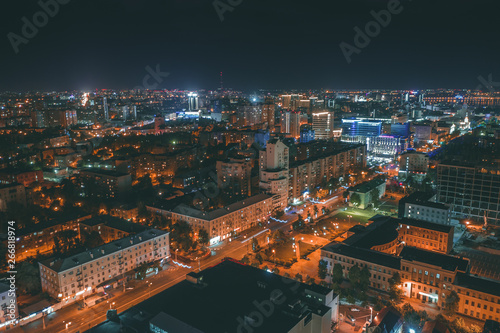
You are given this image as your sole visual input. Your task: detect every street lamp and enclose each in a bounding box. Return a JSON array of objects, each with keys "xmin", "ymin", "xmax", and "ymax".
[
  {"xmin": 109, "ymin": 301, "xmax": 115, "ymax": 309},
  {"xmin": 175, "ymin": 249, "xmax": 179, "ymax": 261},
  {"xmin": 272, "ymin": 249, "xmax": 276, "ymax": 264},
  {"xmin": 369, "ymin": 306, "xmax": 373, "ymax": 323}
]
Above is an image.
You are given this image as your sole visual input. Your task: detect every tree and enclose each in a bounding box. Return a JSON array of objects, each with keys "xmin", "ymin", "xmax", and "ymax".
[
  {"xmin": 17, "ymin": 261, "xmax": 41, "ymax": 294},
  {"xmin": 255, "ymin": 253, "xmax": 263, "ymax": 264},
  {"xmin": 388, "ymin": 272, "xmax": 403, "ymax": 302},
  {"xmin": 318, "ymin": 260, "xmax": 328, "ymax": 279},
  {"xmin": 82, "ymin": 230, "xmax": 104, "ymax": 249},
  {"xmin": 198, "ymin": 229, "xmax": 209, "ymax": 246},
  {"xmin": 272, "ymin": 267, "xmax": 280, "ymax": 275},
  {"xmin": 348, "ymin": 264, "xmax": 361, "ymax": 286},
  {"xmin": 444, "ymin": 290, "xmax": 460, "ymax": 315},
  {"xmin": 136, "ymin": 262, "xmax": 149, "ymax": 280},
  {"xmin": 331, "ymin": 263, "xmax": 344, "ymax": 284},
  {"xmin": 252, "ymin": 237, "xmax": 260, "ymax": 252},
  {"xmin": 350, "ymin": 193, "xmax": 361, "ymax": 207},
  {"xmin": 371, "ymin": 187, "xmax": 380, "ymax": 208},
  {"xmin": 295, "ymin": 273, "xmax": 303, "ymax": 282},
  {"xmin": 313, "ymin": 205, "xmax": 319, "ymax": 216},
  {"xmin": 359, "ymin": 266, "xmax": 370, "ymax": 290},
  {"xmin": 274, "ymin": 209, "xmax": 285, "ymax": 219}
]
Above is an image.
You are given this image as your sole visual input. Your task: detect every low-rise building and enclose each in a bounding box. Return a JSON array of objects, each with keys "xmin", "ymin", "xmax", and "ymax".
[
  {"xmin": 0, "ymin": 169, "xmax": 43, "ymax": 187},
  {"xmin": 0, "ymin": 282, "xmax": 17, "ymax": 329},
  {"xmin": 398, "ymin": 150, "xmax": 429, "ymax": 176},
  {"xmin": 399, "ymin": 247, "xmax": 469, "ymax": 306},
  {"xmin": 79, "ymin": 169, "xmax": 132, "ymax": 199},
  {"xmin": 349, "ymin": 177, "xmax": 386, "ymax": 210},
  {"xmin": 170, "ymin": 194, "xmax": 272, "ymax": 245},
  {"xmin": 39, "ymin": 229, "xmax": 169, "ymax": 301},
  {"xmin": 454, "ymin": 273, "xmax": 500, "ymax": 322},
  {"xmin": 0, "ymin": 183, "xmax": 26, "ymax": 211},
  {"xmin": 398, "ymin": 192, "xmax": 452, "ymax": 225},
  {"xmin": 398, "ymin": 218, "xmax": 454, "ymax": 253},
  {"xmin": 89, "ymin": 259, "xmax": 339, "ymax": 333}
]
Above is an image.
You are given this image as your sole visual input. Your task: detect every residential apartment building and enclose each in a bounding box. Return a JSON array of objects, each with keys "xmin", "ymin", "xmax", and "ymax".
[
  {"xmin": 79, "ymin": 169, "xmax": 132, "ymax": 199},
  {"xmin": 289, "ymin": 144, "xmax": 366, "ymax": 203},
  {"xmin": 0, "ymin": 183, "xmax": 26, "ymax": 211},
  {"xmin": 399, "ymin": 192, "xmax": 452, "ymax": 225},
  {"xmin": 0, "ymin": 282, "xmax": 17, "ymax": 329},
  {"xmin": 39, "ymin": 229, "xmax": 169, "ymax": 300},
  {"xmin": 0, "ymin": 169, "xmax": 43, "ymax": 187},
  {"xmin": 170, "ymin": 194, "xmax": 272, "ymax": 245},
  {"xmin": 90, "ymin": 259, "xmax": 339, "ymax": 333},
  {"xmin": 437, "ymin": 162, "xmax": 500, "ymax": 225},
  {"xmin": 216, "ymin": 158, "xmax": 252, "ymax": 197},
  {"xmin": 259, "ymin": 139, "xmax": 289, "ymax": 209},
  {"xmin": 398, "ymin": 218, "xmax": 454, "ymax": 253}
]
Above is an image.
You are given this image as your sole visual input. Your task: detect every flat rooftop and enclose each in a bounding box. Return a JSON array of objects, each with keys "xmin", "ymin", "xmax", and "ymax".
[
  {"xmin": 454, "ymin": 272, "xmax": 500, "ymax": 298},
  {"xmin": 400, "ymin": 246, "xmax": 469, "ymax": 272},
  {"xmin": 172, "ymin": 193, "xmax": 272, "ymax": 221},
  {"xmin": 87, "ymin": 259, "xmax": 335, "ymax": 333},
  {"xmin": 399, "ymin": 218, "xmax": 453, "ymax": 233},
  {"xmin": 322, "ymin": 242, "xmax": 401, "ymax": 270},
  {"xmin": 40, "ymin": 228, "xmax": 167, "ymax": 273}
]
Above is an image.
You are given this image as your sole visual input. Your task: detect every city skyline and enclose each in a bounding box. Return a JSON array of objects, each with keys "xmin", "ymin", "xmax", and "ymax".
[{"xmin": 1, "ymin": 0, "xmax": 499, "ymax": 91}]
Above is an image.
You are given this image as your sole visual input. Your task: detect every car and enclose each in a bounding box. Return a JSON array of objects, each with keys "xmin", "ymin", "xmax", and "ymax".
[
  {"xmin": 301, "ymin": 256, "xmax": 310, "ymax": 260},
  {"xmin": 350, "ymin": 308, "xmax": 360, "ymax": 312}
]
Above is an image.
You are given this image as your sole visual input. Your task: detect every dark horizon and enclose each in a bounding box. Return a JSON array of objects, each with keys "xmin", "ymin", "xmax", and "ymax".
[{"xmin": 1, "ymin": 0, "xmax": 499, "ymax": 92}]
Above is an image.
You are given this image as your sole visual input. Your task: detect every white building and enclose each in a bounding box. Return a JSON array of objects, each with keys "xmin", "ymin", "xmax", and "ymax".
[
  {"xmin": 312, "ymin": 111, "xmax": 334, "ymax": 140},
  {"xmin": 39, "ymin": 229, "xmax": 169, "ymax": 300},
  {"xmin": 0, "ymin": 282, "xmax": 17, "ymax": 329},
  {"xmin": 259, "ymin": 139, "xmax": 289, "ymax": 209}
]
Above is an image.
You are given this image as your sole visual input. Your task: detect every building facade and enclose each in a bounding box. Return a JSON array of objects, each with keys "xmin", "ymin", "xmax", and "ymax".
[
  {"xmin": 39, "ymin": 229, "xmax": 169, "ymax": 300},
  {"xmin": 259, "ymin": 139, "xmax": 289, "ymax": 209},
  {"xmin": 398, "ymin": 218, "xmax": 454, "ymax": 253},
  {"xmin": 79, "ymin": 169, "xmax": 132, "ymax": 199},
  {"xmin": 170, "ymin": 194, "xmax": 273, "ymax": 245},
  {"xmin": 216, "ymin": 158, "xmax": 252, "ymax": 197},
  {"xmin": 0, "ymin": 183, "xmax": 26, "ymax": 212}
]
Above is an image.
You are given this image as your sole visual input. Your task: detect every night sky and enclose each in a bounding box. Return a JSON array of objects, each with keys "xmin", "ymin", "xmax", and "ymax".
[{"xmin": 1, "ymin": 0, "xmax": 499, "ymax": 92}]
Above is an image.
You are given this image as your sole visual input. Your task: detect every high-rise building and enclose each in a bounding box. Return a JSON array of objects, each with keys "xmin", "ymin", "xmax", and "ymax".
[
  {"xmin": 103, "ymin": 97, "xmax": 109, "ymax": 120},
  {"xmin": 259, "ymin": 138, "xmax": 289, "ymax": 210},
  {"xmin": 216, "ymin": 158, "xmax": 252, "ymax": 197},
  {"xmin": 312, "ymin": 111, "xmax": 334, "ymax": 140},
  {"xmin": 341, "ymin": 119, "xmax": 382, "ymax": 137},
  {"xmin": 437, "ymin": 162, "xmax": 500, "ymax": 225},
  {"xmin": 262, "ymin": 102, "xmax": 275, "ymax": 129},
  {"xmin": 188, "ymin": 93, "xmax": 199, "ymax": 111}
]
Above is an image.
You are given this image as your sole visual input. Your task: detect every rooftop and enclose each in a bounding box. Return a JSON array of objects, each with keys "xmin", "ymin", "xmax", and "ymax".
[
  {"xmin": 399, "ymin": 218, "xmax": 453, "ymax": 233},
  {"xmin": 80, "ymin": 215, "xmax": 147, "ymax": 234},
  {"xmin": 172, "ymin": 193, "xmax": 272, "ymax": 221},
  {"xmin": 40, "ymin": 228, "xmax": 167, "ymax": 273},
  {"xmin": 343, "ymin": 216, "xmax": 399, "ymax": 249},
  {"xmin": 322, "ymin": 242, "xmax": 401, "ymax": 270},
  {"xmin": 87, "ymin": 259, "xmax": 335, "ymax": 333},
  {"xmin": 454, "ymin": 272, "xmax": 500, "ymax": 297},
  {"xmin": 399, "ymin": 246, "xmax": 469, "ymax": 272},
  {"xmin": 349, "ymin": 177, "xmax": 385, "ymax": 194},
  {"xmin": 80, "ymin": 168, "xmax": 130, "ymax": 177}
]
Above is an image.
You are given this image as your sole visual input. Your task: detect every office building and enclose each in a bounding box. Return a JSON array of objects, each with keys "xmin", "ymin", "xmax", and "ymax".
[
  {"xmin": 170, "ymin": 194, "xmax": 272, "ymax": 245},
  {"xmin": 259, "ymin": 139, "xmax": 289, "ymax": 209},
  {"xmin": 300, "ymin": 126, "xmax": 315, "ymax": 143},
  {"xmin": 216, "ymin": 158, "xmax": 252, "ymax": 197},
  {"xmin": 437, "ymin": 162, "xmax": 500, "ymax": 225},
  {"xmin": 0, "ymin": 183, "xmax": 26, "ymax": 211},
  {"xmin": 454, "ymin": 273, "xmax": 500, "ymax": 322},
  {"xmin": 79, "ymin": 169, "xmax": 132, "ymax": 199},
  {"xmin": 312, "ymin": 111, "xmax": 334, "ymax": 140},
  {"xmin": 391, "ymin": 123, "xmax": 410, "ymax": 137},
  {"xmin": 188, "ymin": 93, "xmax": 199, "ymax": 111},
  {"xmin": 398, "ymin": 150, "xmax": 429, "ymax": 176},
  {"xmin": 398, "ymin": 218, "xmax": 454, "ymax": 253},
  {"xmin": 398, "ymin": 192, "xmax": 452, "ymax": 225},
  {"xmin": 341, "ymin": 119, "xmax": 382, "ymax": 137},
  {"xmin": 39, "ymin": 229, "xmax": 169, "ymax": 300},
  {"xmin": 367, "ymin": 136, "xmax": 410, "ymax": 157},
  {"xmin": 88, "ymin": 259, "xmax": 339, "ymax": 333}
]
